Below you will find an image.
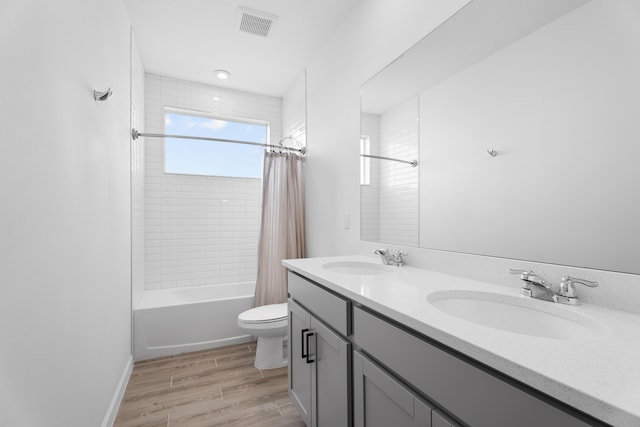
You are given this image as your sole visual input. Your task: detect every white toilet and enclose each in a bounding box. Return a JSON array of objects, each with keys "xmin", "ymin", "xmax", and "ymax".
[{"xmin": 237, "ymin": 302, "xmax": 288, "ymax": 369}]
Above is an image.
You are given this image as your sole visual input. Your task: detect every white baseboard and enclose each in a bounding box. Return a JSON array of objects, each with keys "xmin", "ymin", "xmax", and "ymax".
[
  {"xmin": 135, "ymin": 334, "xmax": 254, "ymax": 361},
  {"xmin": 101, "ymin": 355, "xmax": 133, "ymax": 427}
]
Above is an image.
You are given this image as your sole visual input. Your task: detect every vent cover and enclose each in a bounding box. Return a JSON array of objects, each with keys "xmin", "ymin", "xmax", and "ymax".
[{"xmin": 237, "ymin": 7, "xmax": 278, "ymax": 37}]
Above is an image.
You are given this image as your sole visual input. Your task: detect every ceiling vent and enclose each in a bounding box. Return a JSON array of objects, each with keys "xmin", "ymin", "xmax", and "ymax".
[{"xmin": 237, "ymin": 6, "xmax": 278, "ymax": 37}]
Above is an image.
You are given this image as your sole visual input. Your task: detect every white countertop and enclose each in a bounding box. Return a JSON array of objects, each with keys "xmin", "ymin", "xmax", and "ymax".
[{"xmin": 283, "ymin": 255, "xmax": 640, "ymax": 427}]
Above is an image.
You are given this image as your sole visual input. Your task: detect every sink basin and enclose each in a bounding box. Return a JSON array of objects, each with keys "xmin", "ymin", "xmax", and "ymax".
[
  {"xmin": 427, "ymin": 290, "xmax": 608, "ymax": 340},
  {"xmin": 321, "ymin": 261, "xmax": 390, "ymax": 275}
]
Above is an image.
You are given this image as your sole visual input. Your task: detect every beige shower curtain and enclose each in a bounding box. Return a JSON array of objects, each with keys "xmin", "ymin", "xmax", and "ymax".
[{"xmin": 254, "ymin": 151, "xmax": 305, "ymax": 307}]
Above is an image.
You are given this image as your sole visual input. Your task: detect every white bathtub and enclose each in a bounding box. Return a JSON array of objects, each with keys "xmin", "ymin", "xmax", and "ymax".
[{"xmin": 134, "ymin": 282, "xmax": 255, "ymax": 360}]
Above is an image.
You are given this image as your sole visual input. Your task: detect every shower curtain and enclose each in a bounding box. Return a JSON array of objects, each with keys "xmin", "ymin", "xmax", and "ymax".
[{"xmin": 254, "ymin": 150, "xmax": 305, "ymax": 307}]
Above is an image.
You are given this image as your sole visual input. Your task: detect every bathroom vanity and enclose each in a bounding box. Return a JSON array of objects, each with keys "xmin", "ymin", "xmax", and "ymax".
[{"xmin": 284, "ymin": 256, "xmax": 640, "ymax": 427}]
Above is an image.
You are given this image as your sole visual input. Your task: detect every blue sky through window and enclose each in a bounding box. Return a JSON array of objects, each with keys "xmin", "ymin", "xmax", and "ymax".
[{"xmin": 164, "ymin": 111, "xmax": 267, "ymax": 178}]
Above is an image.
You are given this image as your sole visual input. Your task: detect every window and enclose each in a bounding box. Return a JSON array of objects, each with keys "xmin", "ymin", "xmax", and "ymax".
[
  {"xmin": 360, "ymin": 135, "xmax": 371, "ymax": 185},
  {"xmin": 164, "ymin": 110, "xmax": 268, "ymax": 178}
]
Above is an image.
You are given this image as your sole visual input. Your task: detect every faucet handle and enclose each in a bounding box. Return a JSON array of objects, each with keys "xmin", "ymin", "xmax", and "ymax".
[
  {"xmin": 392, "ymin": 250, "xmax": 407, "ymax": 266},
  {"xmin": 508, "ymin": 269, "xmax": 548, "ymax": 285},
  {"xmin": 559, "ymin": 276, "xmax": 598, "ymax": 298},
  {"xmin": 509, "ymin": 268, "xmax": 532, "ymax": 276},
  {"xmin": 509, "ymin": 269, "xmax": 536, "ymax": 282}
]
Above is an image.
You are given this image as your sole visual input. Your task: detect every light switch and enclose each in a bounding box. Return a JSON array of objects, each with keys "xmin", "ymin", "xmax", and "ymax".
[{"xmin": 344, "ymin": 212, "xmax": 351, "ymax": 229}]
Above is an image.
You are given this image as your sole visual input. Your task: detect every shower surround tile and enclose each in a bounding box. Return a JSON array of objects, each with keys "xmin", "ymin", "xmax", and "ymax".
[{"xmin": 144, "ymin": 73, "xmax": 282, "ymax": 290}]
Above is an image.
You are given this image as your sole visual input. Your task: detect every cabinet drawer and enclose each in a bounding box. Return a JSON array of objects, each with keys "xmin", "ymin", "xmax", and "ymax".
[
  {"xmin": 353, "ymin": 306, "xmax": 598, "ymax": 427},
  {"xmin": 288, "ymin": 272, "xmax": 350, "ymax": 336}
]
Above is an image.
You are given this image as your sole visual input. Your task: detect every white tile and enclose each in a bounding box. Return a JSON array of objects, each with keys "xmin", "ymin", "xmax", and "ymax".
[{"xmin": 143, "ymin": 74, "xmax": 279, "ymax": 290}]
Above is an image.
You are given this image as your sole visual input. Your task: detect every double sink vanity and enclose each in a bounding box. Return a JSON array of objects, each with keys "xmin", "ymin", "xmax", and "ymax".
[{"xmin": 283, "ymin": 255, "xmax": 640, "ymax": 427}]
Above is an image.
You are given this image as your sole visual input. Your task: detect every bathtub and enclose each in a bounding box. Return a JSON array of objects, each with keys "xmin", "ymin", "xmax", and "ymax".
[{"xmin": 134, "ymin": 282, "xmax": 255, "ymax": 360}]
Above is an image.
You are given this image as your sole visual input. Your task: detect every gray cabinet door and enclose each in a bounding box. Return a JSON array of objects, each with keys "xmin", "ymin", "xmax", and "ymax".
[
  {"xmin": 310, "ymin": 316, "xmax": 351, "ymax": 427},
  {"xmin": 289, "ymin": 300, "xmax": 312, "ymax": 426},
  {"xmin": 432, "ymin": 410, "xmax": 460, "ymax": 427},
  {"xmin": 289, "ymin": 299, "xmax": 351, "ymax": 427},
  {"xmin": 354, "ymin": 351, "xmax": 432, "ymax": 427}
]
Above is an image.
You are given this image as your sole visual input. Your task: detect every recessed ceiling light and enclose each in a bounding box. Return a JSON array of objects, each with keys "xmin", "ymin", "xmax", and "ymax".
[{"xmin": 215, "ymin": 70, "xmax": 231, "ymax": 80}]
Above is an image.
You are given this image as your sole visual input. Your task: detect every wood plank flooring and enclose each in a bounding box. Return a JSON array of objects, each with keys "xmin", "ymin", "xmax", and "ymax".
[{"xmin": 114, "ymin": 342, "xmax": 306, "ymax": 427}]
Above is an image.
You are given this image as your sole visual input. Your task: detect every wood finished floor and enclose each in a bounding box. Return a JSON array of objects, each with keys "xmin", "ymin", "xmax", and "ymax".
[{"xmin": 114, "ymin": 342, "xmax": 306, "ymax": 427}]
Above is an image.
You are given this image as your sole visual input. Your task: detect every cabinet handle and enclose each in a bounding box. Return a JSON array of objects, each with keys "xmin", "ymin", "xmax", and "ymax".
[
  {"xmin": 305, "ymin": 331, "xmax": 315, "ymax": 364},
  {"xmin": 301, "ymin": 328, "xmax": 309, "ymax": 359}
]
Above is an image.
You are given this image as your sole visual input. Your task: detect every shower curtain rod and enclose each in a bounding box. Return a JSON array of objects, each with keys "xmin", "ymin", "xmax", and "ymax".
[
  {"xmin": 361, "ymin": 154, "xmax": 418, "ymax": 167},
  {"xmin": 131, "ymin": 129, "xmax": 306, "ymax": 155}
]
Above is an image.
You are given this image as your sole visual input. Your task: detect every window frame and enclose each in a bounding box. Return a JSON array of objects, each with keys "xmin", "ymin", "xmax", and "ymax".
[
  {"xmin": 360, "ymin": 135, "xmax": 371, "ymax": 186},
  {"xmin": 162, "ymin": 106, "xmax": 270, "ymax": 178}
]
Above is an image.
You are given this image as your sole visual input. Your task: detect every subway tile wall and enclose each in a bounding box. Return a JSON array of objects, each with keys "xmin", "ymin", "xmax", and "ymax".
[
  {"xmin": 379, "ymin": 97, "xmax": 419, "ymax": 246},
  {"xmin": 144, "ymin": 74, "xmax": 282, "ymax": 289},
  {"xmin": 360, "ymin": 113, "xmax": 381, "ymax": 242}
]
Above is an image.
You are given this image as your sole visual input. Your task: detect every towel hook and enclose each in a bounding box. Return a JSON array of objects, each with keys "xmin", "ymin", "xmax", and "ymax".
[
  {"xmin": 487, "ymin": 149, "xmax": 498, "ymax": 157},
  {"xmin": 94, "ymin": 88, "xmax": 113, "ymax": 102}
]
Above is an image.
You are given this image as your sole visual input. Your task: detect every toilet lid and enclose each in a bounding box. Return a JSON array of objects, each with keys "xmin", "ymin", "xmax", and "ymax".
[{"xmin": 239, "ymin": 302, "xmax": 288, "ymax": 324}]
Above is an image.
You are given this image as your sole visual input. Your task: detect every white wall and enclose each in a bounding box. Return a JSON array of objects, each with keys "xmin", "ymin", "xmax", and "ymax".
[
  {"xmin": 304, "ymin": 0, "xmax": 471, "ymax": 256},
  {"xmin": 131, "ymin": 33, "xmax": 146, "ymax": 309},
  {"xmin": 144, "ymin": 75, "xmax": 282, "ymax": 290},
  {"xmin": 0, "ymin": 0, "xmax": 133, "ymax": 426}
]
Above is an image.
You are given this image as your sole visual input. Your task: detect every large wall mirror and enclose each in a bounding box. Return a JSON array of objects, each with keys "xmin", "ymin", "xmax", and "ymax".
[{"xmin": 360, "ymin": 0, "xmax": 640, "ymax": 274}]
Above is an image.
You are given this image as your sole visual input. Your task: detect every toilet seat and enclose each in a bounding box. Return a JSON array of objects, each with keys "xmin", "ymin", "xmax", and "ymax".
[{"xmin": 238, "ymin": 302, "xmax": 287, "ymax": 324}]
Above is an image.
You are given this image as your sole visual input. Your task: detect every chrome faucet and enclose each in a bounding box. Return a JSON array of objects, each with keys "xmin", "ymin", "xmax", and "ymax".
[
  {"xmin": 509, "ymin": 269, "xmax": 598, "ymax": 305},
  {"xmin": 374, "ymin": 249, "xmax": 407, "ymax": 266},
  {"xmin": 509, "ymin": 269, "xmax": 555, "ymax": 302}
]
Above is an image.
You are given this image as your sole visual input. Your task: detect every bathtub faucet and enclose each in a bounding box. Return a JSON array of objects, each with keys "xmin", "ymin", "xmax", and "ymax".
[{"xmin": 374, "ymin": 249, "xmax": 407, "ymax": 266}]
